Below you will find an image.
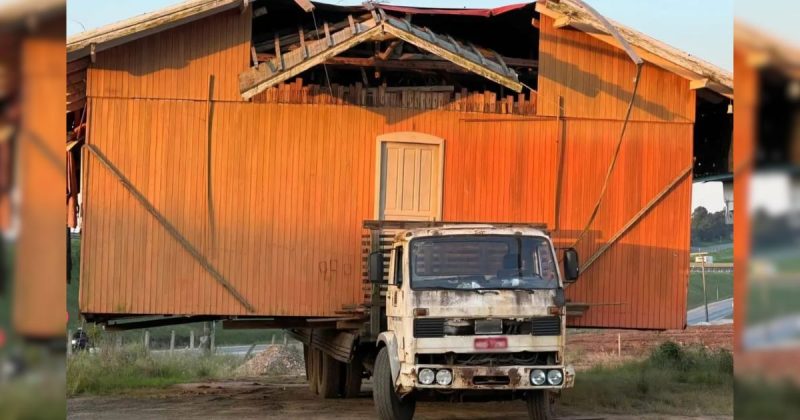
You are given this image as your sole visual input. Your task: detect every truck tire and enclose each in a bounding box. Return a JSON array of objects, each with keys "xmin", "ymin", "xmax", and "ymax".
[
  {"xmin": 526, "ymin": 390, "xmax": 553, "ymax": 420},
  {"xmin": 341, "ymin": 355, "xmax": 363, "ymax": 398},
  {"xmin": 319, "ymin": 352, "xmax": 342, "ymax": 398},
  {"xmin": 373, "ymin": 347, "xmax": 415, "ymax": 420},
  {"xmin": 303, "ymin": 344, "xmax": 310, "ymax": 381},
  {"xmin": 307, "ymin": 346, "xmax": 319, "ymax": 394}
]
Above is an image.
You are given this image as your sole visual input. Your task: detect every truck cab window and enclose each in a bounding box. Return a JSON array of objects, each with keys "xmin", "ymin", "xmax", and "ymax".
[{"xmin": 393, "ymin": 247, "xmax": 404, "ymax": 287}]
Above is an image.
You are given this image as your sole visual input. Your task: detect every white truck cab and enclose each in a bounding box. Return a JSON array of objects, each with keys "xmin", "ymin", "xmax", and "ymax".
[{"xmin": 368, "ymin": 224, "xmax": 580, "ymax": 420}]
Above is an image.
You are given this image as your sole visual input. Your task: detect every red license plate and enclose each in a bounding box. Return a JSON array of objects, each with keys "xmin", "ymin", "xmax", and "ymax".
[{"xmin": 474, "ymin": 337, "xmax": 508, "ymax": 350}]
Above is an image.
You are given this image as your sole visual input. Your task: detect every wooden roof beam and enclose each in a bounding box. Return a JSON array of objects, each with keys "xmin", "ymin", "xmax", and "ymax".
[
  {"xmin": 553, "ymin": 16, "xmax": 572, "ymax": 29},
  {"xmin": 536, "ymin": 1, "xmax": 733, "ymax": 98},
  {"xmin": 240, "ymin": 11, "xmax": 526, "ymax": 98},
  {"xmin": 689, "ymin": 78, "xmax": 710, "ymax": 90},
  {"xmin": 380, "ymin": 15, "xmax": 523, "ymax": 92},
  {"xmin": 256, "ymin": 53, "xmax": 538, "ymax": 71},
  {"xmin": 240, "ymin": 18, "xmax": 382, "ymax": 99},
  {"xmin": 293, "ymin": 0, "xmax": 315, "ymax": 13}
]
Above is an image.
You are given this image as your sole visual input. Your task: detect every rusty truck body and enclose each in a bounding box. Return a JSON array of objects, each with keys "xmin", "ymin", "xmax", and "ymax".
[{"xmin": 362, "ymin": 223, "xmax": 579, "ymax": 418}]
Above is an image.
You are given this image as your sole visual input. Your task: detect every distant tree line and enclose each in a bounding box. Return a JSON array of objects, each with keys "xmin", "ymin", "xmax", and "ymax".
[
  {"xmin": 691, "ymin": 207, "xmax": 732, "ymax": 246},
  {"xmin": 752, "ymin": 208, "xmax": 797, "ymax": 249}
]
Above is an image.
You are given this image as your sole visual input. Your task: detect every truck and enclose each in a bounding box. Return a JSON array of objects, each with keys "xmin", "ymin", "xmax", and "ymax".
[{"xmin": 295, "ymin": 221, "xmax": 579, "ymax": 420}]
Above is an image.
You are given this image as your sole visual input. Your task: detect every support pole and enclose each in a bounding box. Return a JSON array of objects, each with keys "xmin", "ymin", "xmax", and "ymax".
[
  {"xmin": 702, "ymin": 257, "xmax": 709, "ymax": 322},
  {"xmin": 170, "ymin": 330, "xmax": 176, "ymax": 352}
]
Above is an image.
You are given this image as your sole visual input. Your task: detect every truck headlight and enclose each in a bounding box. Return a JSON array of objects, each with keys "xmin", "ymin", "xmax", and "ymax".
[
  {"xmin": 530, "ymin": 369, "xmax": 546, "ymax": 385},
  {"xmin": 547, "ymin": 369, "xmax": 563, "ymax": 385},
  {"xmin": 435, "ymin": 369, "xmax": 453, "ymax": 386},
  {"xmin": 418, "ymin": 368, "xmax": 435, "ymax": 385}
]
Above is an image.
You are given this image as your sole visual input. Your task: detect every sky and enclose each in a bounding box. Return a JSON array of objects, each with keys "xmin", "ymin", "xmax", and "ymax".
[
  {"xmin": 66, "ymin": 0, "xmax": 734, "ymax": 212},
  {"xmin": 67, "ymin": 0, "xmax": 733, "ymax": 70}
]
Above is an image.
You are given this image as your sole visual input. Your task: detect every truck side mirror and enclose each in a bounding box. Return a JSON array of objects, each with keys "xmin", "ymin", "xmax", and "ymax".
[
  {"xmin": 368, "ymin": 251, "xmax": 386, "ymax": 284},
  {"xmin": 563, "ymin": 248, "xmax": 580, "ymax": 282}
]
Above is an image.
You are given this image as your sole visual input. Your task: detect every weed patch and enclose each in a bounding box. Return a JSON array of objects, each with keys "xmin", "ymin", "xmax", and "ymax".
[
  {"xmin": 561, "ymin": 341, "xmax": 733, "ymax": 416},
  {"xmin": 67, "ymin": 345, "xmax": 242, "ymax": 396}
]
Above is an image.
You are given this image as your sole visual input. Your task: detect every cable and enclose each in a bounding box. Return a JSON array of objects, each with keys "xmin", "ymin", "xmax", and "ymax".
[
  {"xmin": 310, "ymin": 9, "xmax": 333, "ymax": 94},
  {"xmin": 569, "ymin": 63, "xmax": 643, "ymax": 249}
]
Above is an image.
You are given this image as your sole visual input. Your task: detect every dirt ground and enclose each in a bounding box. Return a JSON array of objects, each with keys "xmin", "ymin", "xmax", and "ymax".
[
  {"xmin": 67, "ymin": 376, "xmax": 727, "ymax": 420},
  {"xmin": 67, "ymin": 326, "xmax": 733, "ymax": 419}
]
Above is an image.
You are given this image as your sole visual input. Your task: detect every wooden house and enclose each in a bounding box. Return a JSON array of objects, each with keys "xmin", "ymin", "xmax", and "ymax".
[{"xmin": 66, "ymin": 0, "xmax": 733, "ymax": 330}]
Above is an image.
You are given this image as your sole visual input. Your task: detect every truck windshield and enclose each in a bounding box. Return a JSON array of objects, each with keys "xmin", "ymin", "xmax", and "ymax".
[{"xmin": 410, "ymin": 235, "xmax": 559, "ymax": 290}]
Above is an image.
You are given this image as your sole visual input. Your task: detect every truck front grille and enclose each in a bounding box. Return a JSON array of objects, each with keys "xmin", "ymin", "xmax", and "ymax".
[
  {"xmin": 531, "ymin": 316, "xmax": 561, "ymax": 336},
  {"xmin": 414, "ymin": 318, "xmax": 445, "ymax": 338},
  {"xmin": 417, "ymin": 351, "xmax": 556, "ymax": 366}
]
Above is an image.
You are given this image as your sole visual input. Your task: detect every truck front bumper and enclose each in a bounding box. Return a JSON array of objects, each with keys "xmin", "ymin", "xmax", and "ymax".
[{"xmin": 399, "ymin": 364, "xmax": 575, "ymax": 391}]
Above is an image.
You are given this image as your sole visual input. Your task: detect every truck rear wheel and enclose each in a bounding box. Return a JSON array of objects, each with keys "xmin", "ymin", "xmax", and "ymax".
[
  {"xmin": 341, "ymin": 355, "xmax": 363, "ymax": 398},
  {"xmin": 526, "ymin": 390, "xmax": 553, "ymax": 420},
  {"xmin": 318, "ymin": 352, "xmax": 342, "ymax": 398},
  {"xmin": 306, "ymin": 346, "xmax": 319, "ymax": 394},
  {"xmin": 373, "ymin": 347, "xmax": 415, "ymax": 420}
]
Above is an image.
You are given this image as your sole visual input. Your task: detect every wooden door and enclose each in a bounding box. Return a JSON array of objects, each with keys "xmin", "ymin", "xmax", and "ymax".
[{"xmin": 379, "ymin": 141, "xmax": 441, "ymax": 221}]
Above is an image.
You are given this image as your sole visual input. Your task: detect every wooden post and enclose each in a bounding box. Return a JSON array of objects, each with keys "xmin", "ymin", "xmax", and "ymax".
[
  {"xmin": 210, "ymin": 321, "xmax": 216, "ymax": 354},
  {"xmin": 274, "ymin": 33, "xmax": 283, "ymax": 70},
  {"xmin": 324, "ymin": 22, "xmax": 333, "ymax": 47},
  {"xmin": 144, "ymin": 330, "xmax": 150, "ymax": 352},
  {"xmin": 245, "ymin": 344, "xmax": 257, "ymax": 360},
  {"xmin": 203, "ymin": 322, "xmax": 211, "ymax": 354},
  {"xmin": 617, "ymin": 333, "xmax": 621, "ymax": 357},
  {"xmin": 299, "ymin": 27, "xmax": 308, "ymax": 58},
  {"xmin": 67, "ymin": 329, "xmax": 72, "ymax": 356},
  {"xmin": 170, "ymin": 330, "xmax": 176, "ymax": 353},
  {"xmin": 116, "ymin": 333, "xmax": 123, "ymax": 350},
  {"xmin": 271, "ymin": 334, "xmax": 276, "ymax": 345},
  {"xmin": 190, "ymin": 329, "xmax": 195, "ymax": 349},
  {"xmin": 283, "ymin": 334, "xmax": 288, "ymax": 345}
]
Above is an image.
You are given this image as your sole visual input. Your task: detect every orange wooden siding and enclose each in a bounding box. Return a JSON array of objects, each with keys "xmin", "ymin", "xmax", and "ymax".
[
  {"xmin": 81, "ymin": 101, "xmax": 560, "ymax": 317},
  {"xmin": 86, "ymin": 9, "xmax": 251, "ymax": 102},
  {"xmin": 555, "ymin": 120, "xmax": 693, "ymax": 329},
  {"xmin": 13, "ymin": 26, "xmax": 67, "ymax": 338},
  {"xmin": 79, "ymin": 11, "xmax": 695, "ymax": 329},
  {"xmin": 537, "ymin": 15, "xmax": 696, "ymax": 123}
]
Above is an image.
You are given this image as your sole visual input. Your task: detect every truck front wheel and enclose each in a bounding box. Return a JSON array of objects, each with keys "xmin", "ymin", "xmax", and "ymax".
[
  {"xmin": 373, "ymin": 347, "xmax": 415, "ymax": 420},
  {"xmin": 526, "ymin": 390, "xmax": 553, "ymax": 420}
]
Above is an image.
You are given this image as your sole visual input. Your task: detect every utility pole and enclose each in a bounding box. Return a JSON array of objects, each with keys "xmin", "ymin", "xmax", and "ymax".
[{"xmin": 700, "ymin": 254, "xmax": 709, "ymax": 322}]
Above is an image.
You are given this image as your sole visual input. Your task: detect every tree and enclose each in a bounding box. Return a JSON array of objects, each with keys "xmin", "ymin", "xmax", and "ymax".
[{"xmin": 691, "ymin": 206, "xmax": 732, "ymax": 246}]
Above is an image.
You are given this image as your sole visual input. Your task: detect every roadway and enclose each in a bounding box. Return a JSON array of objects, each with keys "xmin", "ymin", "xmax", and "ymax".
[{"xmin": 687, "ymin": 298, "xmax": 733, "ymax": 325}]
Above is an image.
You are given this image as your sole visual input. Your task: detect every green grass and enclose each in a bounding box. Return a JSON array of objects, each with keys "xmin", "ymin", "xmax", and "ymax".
[
  {"xmin": 67, "ymin": 237, "xmax": 281, "ymax": 346},
  {"xmin": 67, "ymin": 345, "xmax": 242, "ymax": 396},
  {"xmin": 0, "ymin": 381, "xmax": 66, "ymax": 419},
  {"xmin": 747, "ymin": 282, "xmax": 800, "ymax": 325},
  {"xmin": 561, "ymin": 341, "xmax": 733, "ymax": 416},
  {"xmin": 707, "ymin": 247, "xmax": 733, "ymax": 263},
  {"xmin": 735, "ymin": 380, "xmax": 800, "ymax": 419},
  {"xmin": 688, "ymin": 272, "xmax": 733, "ymax": 310}
]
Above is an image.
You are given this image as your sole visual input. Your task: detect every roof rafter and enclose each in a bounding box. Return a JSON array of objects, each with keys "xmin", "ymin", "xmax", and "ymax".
[{"xmin": 238, "ymin": 9, "xmax": 524, "ymax": 100}]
